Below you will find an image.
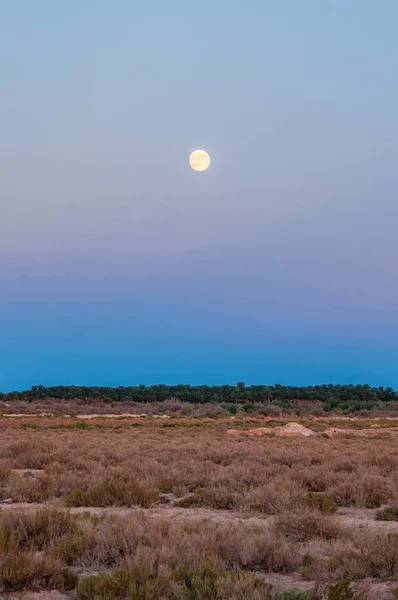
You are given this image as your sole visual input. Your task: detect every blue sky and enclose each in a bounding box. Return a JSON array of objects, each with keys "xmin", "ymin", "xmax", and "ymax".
[{"xmin": 1, "ymin": 1, "xmax": 398, "ymax": 391}]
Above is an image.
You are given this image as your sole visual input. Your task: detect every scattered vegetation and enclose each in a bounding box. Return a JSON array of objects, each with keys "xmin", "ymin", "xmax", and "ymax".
[{"xmin": 0, "ymin": 409, "xmax": 397, "ymax": 597}]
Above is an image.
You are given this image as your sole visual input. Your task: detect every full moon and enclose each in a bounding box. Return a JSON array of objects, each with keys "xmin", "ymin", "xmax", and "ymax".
[{"xmin": 189, "ymin": 149, "xmax": 211, "ymax": 172}]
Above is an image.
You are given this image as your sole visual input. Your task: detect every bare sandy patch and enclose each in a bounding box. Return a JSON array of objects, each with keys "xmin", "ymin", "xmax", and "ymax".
[{"xmin": 227, "ymin": 422, "xmax": 315, "ymax": 437}]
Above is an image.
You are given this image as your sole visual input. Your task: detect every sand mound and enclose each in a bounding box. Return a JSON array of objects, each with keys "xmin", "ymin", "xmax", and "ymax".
[
  {"xmin": 275, "ymin": 422, "xmax": 315, "ymax": 437},
  {"xmin": 227, "ymin": 423, "xmax": 315, "ymax": 437}
]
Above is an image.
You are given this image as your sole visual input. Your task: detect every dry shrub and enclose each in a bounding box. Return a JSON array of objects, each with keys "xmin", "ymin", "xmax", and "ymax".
[
  {"xmin": 305, "ymin": 492, "xmax": 337, "ymax": 515},
  {"xmin": 76, "ymin": 564, "xmax": 276, "ymax": 600},
  {"xmin": 0, "ymin": 464, "xmax": 10, "ymax": 485},
  {"xmin": 76, "ymin": 513, "xmax": 299, "ymax": 574},
  {"xmin": 217, "ymin": 572, "xmax": 274, "ymax": 600},
  {"xmin": 330, "ymin": 474, "xmax": 395, "ymax": 508},
  {"xmin": 77, "ymin": 564, "xmax": 168, "ymax": 600},
  {"xmin": 339, "ymin": 533, "xmax": 398, "ymax": 579},
  {"xmin": 5, "ymin": 473, "xmax": 51, "ymax": 502},
  {"xmin": 214, "ymin": 525, "xmax": 300, "ymax": 573},
  {"xmin": 0, "ymin": 552, "xmax": 77, "ymax": 593},
  {"xmin": 66, "ymin": 474, "xmax": 159, "ymax": 508},
  {"xmin": 1, "ymin": 425, "xmax": 398, "ymax": 514},
  {"xmin": 243, "ymin": 479, "xmax": 307, "ymax": 515},
  {"xmin": 2, "ymin": 439, "xmax": 54, "ymax": 468},
  {"xmin": 0, "ymin": 508, "xmax": 80, "ymax": 553},
  {"xmin": 293, "ymin": 466, "xmax": 339, "ymax": 493},
  {"xmin": 275, "ymin": 511, "xmax": 348, "ymax": 542}
]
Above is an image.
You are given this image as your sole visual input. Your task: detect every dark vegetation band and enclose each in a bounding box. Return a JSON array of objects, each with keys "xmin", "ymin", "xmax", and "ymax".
[{"xmin": 2, "ymin": 383, "xmax": 397, "ymax": 404}]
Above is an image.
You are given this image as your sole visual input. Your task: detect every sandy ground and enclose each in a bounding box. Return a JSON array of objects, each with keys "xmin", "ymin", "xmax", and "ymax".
[{"xmin": 2, "ymin": 499, "xmax": 398, "ymax": 534}]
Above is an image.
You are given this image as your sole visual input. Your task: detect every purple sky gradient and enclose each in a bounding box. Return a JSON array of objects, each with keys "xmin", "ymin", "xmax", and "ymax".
[{"xmin": 1, "ymin": 1, "xmax": 398, "ymax": 391}]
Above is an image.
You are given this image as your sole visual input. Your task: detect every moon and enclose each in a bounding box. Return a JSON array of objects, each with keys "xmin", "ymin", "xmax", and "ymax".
[{"xmin": 189, "ymin": 149, "xmax": 211, "ymax": 172}]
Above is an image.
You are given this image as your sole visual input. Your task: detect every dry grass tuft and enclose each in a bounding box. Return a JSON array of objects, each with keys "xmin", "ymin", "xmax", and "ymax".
[{"xmin": 275, "ymin": 511, "xmax": 348, "ymax": 542}]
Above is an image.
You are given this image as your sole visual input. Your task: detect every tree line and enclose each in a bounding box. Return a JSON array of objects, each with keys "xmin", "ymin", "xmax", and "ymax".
[{"xmin": 1, "ymin": 383, "xmax": 397, "ymax": 404}]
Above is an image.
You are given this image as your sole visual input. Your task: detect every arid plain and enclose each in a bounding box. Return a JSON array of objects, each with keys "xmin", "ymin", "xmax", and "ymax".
[{"xmin": 2, "ymin": 406, "xmax": 398, "ymax": 599}]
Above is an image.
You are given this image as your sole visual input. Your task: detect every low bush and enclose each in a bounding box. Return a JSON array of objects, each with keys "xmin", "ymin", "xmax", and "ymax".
[
  {"xmin": 327, "ymin": 578, "xmax": 353, "ymax": 600},
  {"xmin": 0, "ymin": 552, "xmax": 77, "ymax": 593},
  {"xmin": 275, "ymin": 512, "xmax": 346, "ymax": 542},
  {"xmin": 77, "ymin": 564, "xmax": 166, "ymax": 600},
  {"xmin": 376, "ymin": 506, "xmax": 398, "ymax": 521},
  {"xmin": 65, "ymin": 475, "xmax": 159, "ymax": 508},
  {"xmin": 305, "ymin": 492, "xmax": 337, "ymax": 515},
  {"xmin": 0, "ymin": 508, "xmax": 80, "ymax": 552},
  {"xmin": 77, "ymin": 565, "xmax": 296, "ymax": 600}
]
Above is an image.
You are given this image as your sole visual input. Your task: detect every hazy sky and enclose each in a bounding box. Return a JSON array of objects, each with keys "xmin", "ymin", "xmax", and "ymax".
[{"xmin": 1, "ymin": 1, "xmax": 398, "ymax": 391}]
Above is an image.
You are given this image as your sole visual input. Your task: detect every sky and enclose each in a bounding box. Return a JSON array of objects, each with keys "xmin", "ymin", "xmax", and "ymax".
[{"xmin": 1, "ymin": 1, "xmax": 398, "ymax": 391}]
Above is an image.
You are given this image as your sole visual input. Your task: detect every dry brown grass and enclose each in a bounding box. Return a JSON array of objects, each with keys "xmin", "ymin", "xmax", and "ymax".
[
  {"xmin": 275, "ymin": 511, "xmax": 348, "ymax": 542},
  {"xmin": 1, "ymin": 415, "xmax": 398, "ymax": 597},
  {"xmin": 1, "ymin": 420, "xmax": 398, "ymax": 513}
]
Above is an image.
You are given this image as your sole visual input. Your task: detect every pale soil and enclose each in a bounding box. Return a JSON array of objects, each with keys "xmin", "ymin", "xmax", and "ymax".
[{"xmin": 2, "ymin": 500, "xmax": 398, "ymax": 534}]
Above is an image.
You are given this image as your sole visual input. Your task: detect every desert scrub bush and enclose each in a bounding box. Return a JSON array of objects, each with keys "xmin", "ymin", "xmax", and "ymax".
[
  {"xmin": 275, "ymin": 512, "xmax": 346, "ymax": 542},
  {"xmin": 376, "ymin": 506, "xmax": 398, "ymax": 521},
  {"xmin": 0, "ymin": 551, "xmax": 77, "ymax": 593},
  {"xmin": 76, "ymin": 513, "xmax": 300, "ymax": 575},
  {"xmin": 77, "ymin": 564, "xmax": 168, "ymax": 600},
  {"xmin": 65, "ymin": 474, "xmax": 159, "ymax": 508},
  {"xmin": 0, "ymin": 508, "xmax": 80, "ymax": 552},
  {"xmin": 217, "ymin": 571, "xmax": 274, "ymax": 600},
  {"xmin": 326, "ymin": 578, "xmax": 353, "ymax": 600},
  {"xmin": 2, "ymin": 438, "xmax": 54, "ymax": 469},
  {"xmin": 305, "ymin": 492, "xmax": 337, "ymax": 515},
  {"xmin": 334, "ymin": 533, "xmax": 398, "ymax": 579},
  {"xmin": 0, "ymin": 465, "xmax": 10, "ymax": 485},
  {"xmin": 173, "ymin": 564, "xmax": 220, "ymax": 599},
  {"xmin": 175, "ymin": 566, "xmax": 276, "ymax": 600},
  {"xmin": 216, "ymin": 528, "xmax": 301, "ymax": 573},
  {"xmin": 244, "ymin": 479, "xmax": 307, "ymax": 515},
  {"xmin": 364, "ymin": 489, "xmax": 385, "ymax": 509},
  {"xmin": 0, "ymin": 509, "xmax": 88, "ymax": 569},
  {"xmin": 77, "ymin": 565, "xmax": 277, "ymax": 600},
  {"xmin": 300, "ymin": 554, "xmax": 322, "ymax": 580},
  {"xmin": 5, "ymin": 473, "xmax": 51, "ymax": 502}
]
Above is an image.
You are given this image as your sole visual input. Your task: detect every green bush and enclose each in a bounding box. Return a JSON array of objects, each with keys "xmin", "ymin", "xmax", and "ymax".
[
  {"xmin": 77, "ymin": 564, "xmax": 164, "ymax": 600},
  {"xmin": 327, "ymin": 579, "xmax": 353, "ymax": 600},
  {"xmin": 376, "ymin": 506, "xmax": 398, "ymax": 521},
  {"xmin": 77, "ymin": 565, "xmax": 282, "ymax": 600},
  {"xmin": 174, "ymin": 564, "xmax": 219, "ymax": 600}
]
